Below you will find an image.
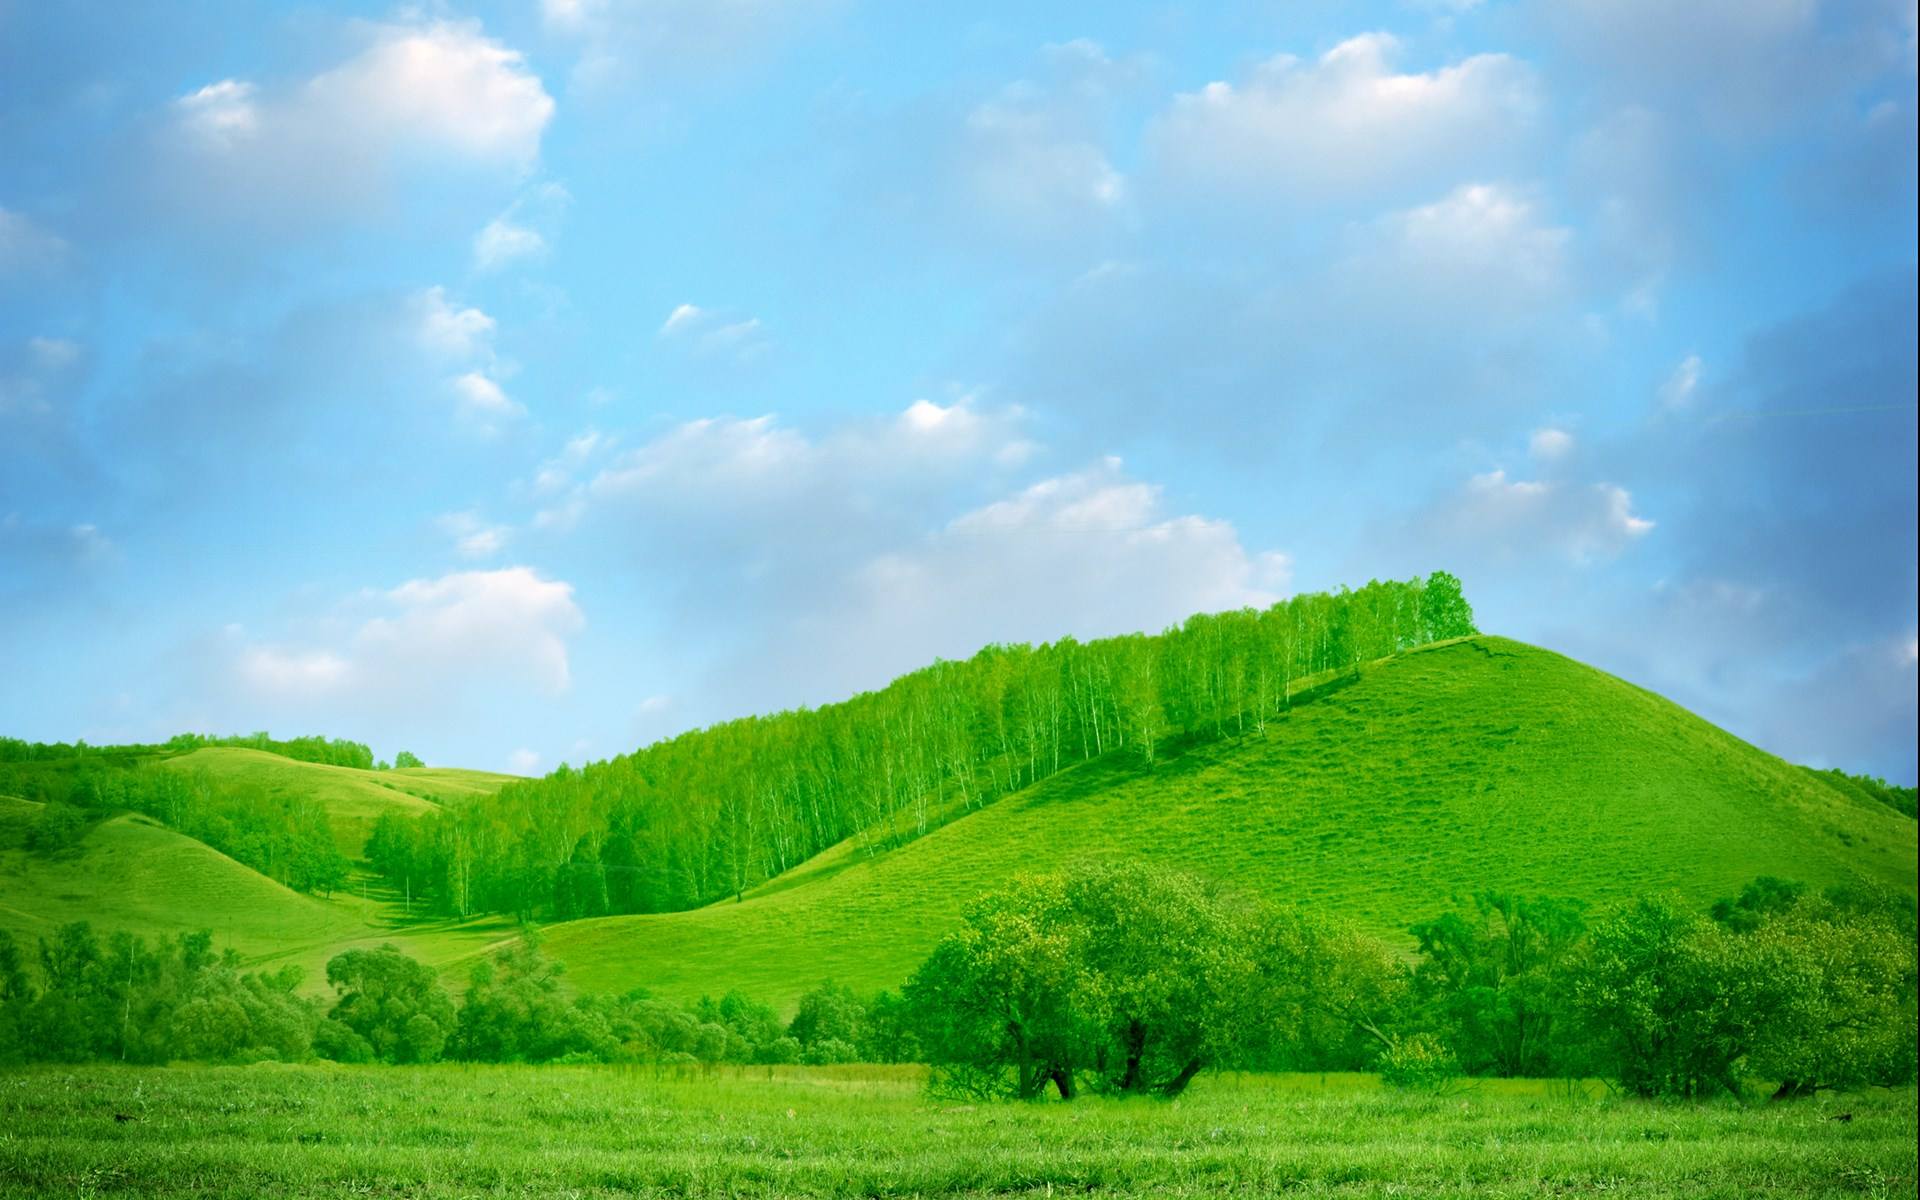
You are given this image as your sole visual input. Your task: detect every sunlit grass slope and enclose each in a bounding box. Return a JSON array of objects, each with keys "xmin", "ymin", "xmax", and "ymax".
[
  {"xmin": 540, "ymin": 637, "xmax": 1917, "ymax": 1008},
  {"xmin": 155, "ymin": 747, "xmax": 517, "ymax": 857},
  {"xmin": 0, "ymin": 795, "xmax": 368, "ymax": 961}
]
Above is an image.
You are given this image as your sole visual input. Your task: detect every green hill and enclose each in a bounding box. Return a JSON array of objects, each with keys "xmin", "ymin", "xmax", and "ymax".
[
  {"xmin": 154, "ymin": 747, "xmax": 517, "ymax": 857},
  {"xmin": 532, "ymin": 637, "xmax": 1916, "ymax": 1008},
  {"xmin": 0, "ymin": 753, "xmax": 523, "ymax": 991}
]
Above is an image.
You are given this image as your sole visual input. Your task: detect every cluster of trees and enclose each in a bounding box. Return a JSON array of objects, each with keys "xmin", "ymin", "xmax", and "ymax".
[
  {"xmin": 364, "ymin": 574, "xmax": 1479, "ymax": 922},
  {"xmin": 909, "ymin": 866, "xmax": 1919, "ymax": 1101},
  {"xmin": 0, "ymin": 923, "xmax": 904, "ymax": 1069}
]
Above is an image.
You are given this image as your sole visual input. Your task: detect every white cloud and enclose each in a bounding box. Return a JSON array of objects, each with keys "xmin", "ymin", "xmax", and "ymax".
[
  {"xmin": 0, "ymin": 208, "xmax": 70, "ymax": 275},
  {"xmin": 771, "ymin": 458, "xmax": 1291, "ymax": 701},
  {"xmin": 506, "ymin": 747, "xmax": 542, "ymax": 774},
  {"xmin": 655, "ymin": 303, "xmax": 771, "ymax": 360},
  {"xmin": 1147, "ymin": 34, "xmax": 1539, "ymax": 206},
  {"xmin": 159, "ymin": 22, "xmax": 553, "ymax": 221},
  {"xmin": 472, "ymin": 182, "xmax": 570, "ymax": 272},
  {"xmin": 439, "ymin": 510, "xmax": 510, "ymax": 559},
  {"xmin": 1660, "ymin": 354, "xmax": 1703, "ymax": 408},
  {"xmin": 411, "ymin": 287, "xmax": 521, "ymax": 429},
  {"xmin": 232, "ymin": 566, "xmax": 585, "ymax": 707},
  {"xmin": 1529, "ymin": 428, "xmax": 1574, "ymax": 461},
  {"xmin": 414, "ymin": 286, "xmax": 497, "ymax": 358},
  {"xmin": 474, "ymin": 220, "xmax": 545, "ymax": 271},
  {"xmin": 1342, "ymin": 183, "xmax": 1570, "ymax": 311},
  {"xmin": 1419, "ymin": 468, "xmax": 1655, "ymax": 564}
]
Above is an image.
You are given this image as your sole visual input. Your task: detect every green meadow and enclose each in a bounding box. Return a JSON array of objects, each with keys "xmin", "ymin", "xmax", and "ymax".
[{"xmin": 1, "ymin": 1065, "xmax": 1911, "ymax": 1199}]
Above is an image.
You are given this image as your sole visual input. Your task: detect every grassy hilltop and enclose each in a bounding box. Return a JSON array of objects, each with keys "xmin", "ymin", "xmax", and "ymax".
[
  {"xmin": 1, "ymin": 636, "xmax": 1913, "ymax": 1009},
  {"xmin": 538, "ymin": 636, "xmax": 1913, "ymax": 1005}
]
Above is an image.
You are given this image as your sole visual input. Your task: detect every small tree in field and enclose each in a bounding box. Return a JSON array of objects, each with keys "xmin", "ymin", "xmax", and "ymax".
[{"xmin": 394, "ymin": 751, "xmax": 424, "ymax": 769}]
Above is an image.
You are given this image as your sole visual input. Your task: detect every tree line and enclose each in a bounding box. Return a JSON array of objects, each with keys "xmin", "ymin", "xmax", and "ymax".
[
  {"xmin": 365, "ymin": 574, "xmax": 1480, "ymax": 921},
  {"xmin": 6, "ymin": 867, "xmax": 1908, "ymax": 1104},
  {"xmin": 907, "ymin": 865, "xmax": 1917, "ymax": 1100}
]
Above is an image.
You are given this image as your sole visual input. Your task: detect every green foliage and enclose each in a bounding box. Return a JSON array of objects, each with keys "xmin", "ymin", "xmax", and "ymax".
[
  {"xmin": 1810, "ymin": 767, "xmax": 1918, "ymax": 819},
  {"xmin": 1377, "ymin": 1033, "xmax": 1461, "ymax": 1092},
  {"xmin": 394, "ymin": 750, "xmax": 425, "ymax": 769},
  {"xmin": 1408, "ymin": 892, "xmax": 1586, "ymax": 1077},
  {"xmin": 23, "ymin": 801, "xmax": 88, "ymax": 854},
  {"xmin": 323, "ymin": 945, "xmax": 456, "ymax": 1064},
  {"xmin": 903, "ymin": 863, "xmax": 1397, "ymax": 1100},
  {"xmin": 0, "ymin": 922, "xmax": 318, "ymax": 1065},
  {"xmin": 379, "ymin": 576, "xmax": 1474, "ymax": 921}
]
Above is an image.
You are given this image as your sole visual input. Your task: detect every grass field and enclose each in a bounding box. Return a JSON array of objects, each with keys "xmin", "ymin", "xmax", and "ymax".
[
  {"xmin": 0, "ymin": 1065, "xmax": 1910, "ymax": 1198},
  {"xmin": 539, "ymin": 637, "xmax": 1917, "ymax": 1006}
]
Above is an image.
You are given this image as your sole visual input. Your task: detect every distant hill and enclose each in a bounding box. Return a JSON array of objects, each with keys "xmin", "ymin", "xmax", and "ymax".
[
  {"xmin": 154, "ymin": 747, "xmax": 516, "ymax": 857},
  {"xmin": 532, "ymin": 637, "xmax": 1916, "ymax": 1007}
]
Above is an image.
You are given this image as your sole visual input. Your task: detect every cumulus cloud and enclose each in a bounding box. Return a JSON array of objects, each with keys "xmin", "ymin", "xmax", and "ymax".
[
  {"xmin": 1146, "ymin": 34, "xmax": 1539, "ymax": 207},
  {"xmin": 155, "ymin": 22, "xmax": 553, "ymax": 224},
  {"xmin": 231, "ymin": 566, "xmax": 585, "ymax": 709}
]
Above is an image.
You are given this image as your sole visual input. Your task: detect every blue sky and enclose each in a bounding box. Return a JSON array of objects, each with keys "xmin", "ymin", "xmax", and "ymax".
[{"xmin": 2, "ymin": 1, "xmax": 1915, "ymax": 781}]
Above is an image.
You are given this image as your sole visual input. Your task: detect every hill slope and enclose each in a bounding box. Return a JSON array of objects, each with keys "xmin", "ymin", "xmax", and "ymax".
[
  {"xmin": 536, "ymin": 637, "xmax": 1917, "ymax": 1007},
  {"xmin": 155, "ymin": 748, "xmax": 517, "ymax": 858}
]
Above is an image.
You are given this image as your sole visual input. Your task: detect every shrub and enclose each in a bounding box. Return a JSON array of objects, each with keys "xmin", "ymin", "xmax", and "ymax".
[{"xmin": 1378, "ymin": 1034, "xmax": 1460, "ymax": 1092}]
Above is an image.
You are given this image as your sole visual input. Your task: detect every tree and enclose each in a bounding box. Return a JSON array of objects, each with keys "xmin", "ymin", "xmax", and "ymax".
[
  {"xmin": 1408, "ymin": 892, "xmax": 1586, "ymax": 1077},
  {"xmin": 394, "ymin": 750, "xmax": 425, "ymax": 769},
  {"xmin": 322, "ymin": 945, "xmax": 455, "ymax": 1064},
  {"xmin": 1421, "ymin": 570, "xmax": 1477, "ymax": 641},
  {"xmin": 904, "ymin": 863, "xmax": 1274, "ymax": 1099},
  {"xmin": 1567, "ymin": 896, "xmax": 1792, "ymax": 1098}
]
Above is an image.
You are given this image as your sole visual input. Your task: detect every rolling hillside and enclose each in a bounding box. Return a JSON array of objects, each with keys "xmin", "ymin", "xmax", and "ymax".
[
  {"xmin": 0, "ymin": 753, "xmax": 523, "ymax": 990},
  {"xmin": 0, "ymin": 637, "xmax": 1911, "ymax": 1010},
  {"xmin": 533, "ymin": 637, "xmax": 1916, "ymax": 1007},
  {"xmin": 154, "ymin": 747, "xmax": 518, "ymax": 857}
]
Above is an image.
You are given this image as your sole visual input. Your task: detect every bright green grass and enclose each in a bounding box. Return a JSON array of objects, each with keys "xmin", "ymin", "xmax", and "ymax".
[
  {"xmin": 0, "ymin": 1065, "xmax": 1910, "ymax": 1198},
  {"xmin": 539, "ymin": 638, "xmax": 1916, "ymax": 1007},
  {"xmin": 155, "ymin": 747, "xmax": 519, "ymax": 857}
]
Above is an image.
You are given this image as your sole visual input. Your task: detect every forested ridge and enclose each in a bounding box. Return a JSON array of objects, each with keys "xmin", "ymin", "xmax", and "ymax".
[{"xmin": 366, "ymin": 574, "xmax": 1480, "ymax": 922}]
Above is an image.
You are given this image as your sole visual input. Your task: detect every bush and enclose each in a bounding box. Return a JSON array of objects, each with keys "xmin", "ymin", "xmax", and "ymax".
[{"xmin": 1378, "ymin": 1034, "xmax": 1460, "ymax": 1092}]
